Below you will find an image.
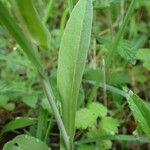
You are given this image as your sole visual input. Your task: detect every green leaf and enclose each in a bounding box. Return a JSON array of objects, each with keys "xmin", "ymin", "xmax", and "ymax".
[
  {"xmin": 127, "ymin": 92, "xmax": 150, "ymax": 139},
  {"xmin": 22, "ymin": 95, "xmax": 38, "ymax": 108},
  {"xmin": 10, "ymin": 0, "xmax": 51, "ymax": 50},
  {"xmin": 77, "ymin": 145, "xmax": 95, "ymax": 150},
  {"xmin": 88, "ymin": 102, "xmax": 107, "ymax": 118},
  {"xmin": 0, "ymin": 117, "xmax": 36, "ymax": 136},
  {"xmin": 57, "ymin": 0, "xmax": 93, "ymax": 139},
  {"xmin": 108, "ymin": 71, "xmax": 131, "ymax": 86},
  {"xmin": 99, "ymin": 117, "xmax": 119, "ymax": 135},
  {"xmin": 75, "ymin": 108, "xmax": 97, "ymax": 129},
  {"xmin": 0, "ymin": 95, "xmax": 15, "ymax": 111},
  {"xmin": 0, "ymin": 2, "xmax": 46, "ymax": 79},
  {"xmin": 136, "ymin": 48, "xmax": 150, "ymax": 61},
  {"xmin": 3, "ymin": 134, "xmax": 50, "ymax": 150},
  {"xmin": 41, "ymin": 97, "xmax": 52, "ymax": 113},
  {"xmin": 143, "ymin": 62, "xmax": 150, "ymax": 70},
  {"xmin": 99, "ymin": 140, "xmax": 112, "ymax": 150},
  {"xmin": 117, "ymin": 40, "xmax": 136, "ymax": 62}
]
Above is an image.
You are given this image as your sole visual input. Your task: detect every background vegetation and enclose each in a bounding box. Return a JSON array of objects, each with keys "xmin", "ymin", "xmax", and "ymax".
[{"xmin": 0, "ymin": 0, "xmax": 150, "ymax": 149}]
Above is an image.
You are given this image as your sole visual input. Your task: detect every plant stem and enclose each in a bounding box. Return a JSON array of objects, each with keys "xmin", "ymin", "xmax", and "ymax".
[
  {"xmin": 102, "ymin": 58, "xmax": 107, "ymax": 106},
  {"xmin": 67, "ymin": 0, "xmax": 73, "ymax": 14},
  {"xmin": 42, "ymin": 79, "xmax": 70, "ymax": 150},
  {"xmin": 106, "ymin": 0, "xmax": 136, "ymax": 69}
]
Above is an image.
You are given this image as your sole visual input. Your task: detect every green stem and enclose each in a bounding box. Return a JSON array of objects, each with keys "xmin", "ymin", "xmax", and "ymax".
[
  {"xmin": 106, "ymin": 0, "xmax": 136, "ymax": 69},
  {"xmin": 86, "ymin": 80, "xmax": 129, "ymax": 98},
  {"xmin": 42, "ymin": 79, "xmax": 70, "ymax": 150}
]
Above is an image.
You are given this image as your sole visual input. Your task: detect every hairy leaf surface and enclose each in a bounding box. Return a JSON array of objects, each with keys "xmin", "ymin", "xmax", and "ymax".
[{"xmin": 57, "ymin": 0, "xmax": 93, "ymax": 139}]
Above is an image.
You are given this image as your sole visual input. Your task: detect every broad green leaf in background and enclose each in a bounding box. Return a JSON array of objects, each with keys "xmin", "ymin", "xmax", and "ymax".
[
  {"xmin": 99, "ymin": 117, "xmax": 120, "ymax": 135},
  {"xmin": 88, "ymin": 102, "xmax": 107, "ymax": 118},
  {"xmin": 75, "ymin": 108, "xmax": 97, "ymax": 129},
  {"xmin": 136, "ymin": 48, "xmax": 150, "ymax": 70},
  {"xmin": 0, "ymin": 95, "xmax": 15, "ymax": 111},
  {"xmin": 76, "ymin": 102, "xmax": 107, "ymax": 129},
  {"xmin": 0, "ymin": 117, "xmax": 36, "ymax": 136},
  {"xmin": 143, "ymin": 62, "xmax": 150, "ymax": 70},
  {"xmin": 107, "ymin": 71, "xmax": 131, "ymax": 86},
  {"xmin": 127, "ymin": 92, "xmax": 150, "ymax": 139},
  {"xmin": 22, "ymin": 95, "xmax": 38, "ymax": 108},
  {"xmin": 57, "ymin": 0, "xmax": 93, "ymax": 142},
  {"xmin": 3, "ymin": 134, "xmax": 50, "ymax": 150},
  {"xmin": 136, "ymin": 48, "xmax": 150, "ymax": 61},
  {"xmin": 10, "ymin": 0, "xmax": 51, "ymax": 50},
  {"xmin": 117, "ymin": 39, "xmax": 136, "ymax": 62}
]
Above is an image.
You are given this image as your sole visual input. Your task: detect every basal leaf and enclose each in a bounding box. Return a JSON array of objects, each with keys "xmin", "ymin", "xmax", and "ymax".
[
  {"xmin": 57, "ymin": 0, "xmax": 93, "ymax": 139},
  {"xmin": 127, "ymin": 92, "xmax": 150, "ymax": 139},
  {"xmin": 3, "ymin": 134, "xmax": 50, "ymax": 150}
]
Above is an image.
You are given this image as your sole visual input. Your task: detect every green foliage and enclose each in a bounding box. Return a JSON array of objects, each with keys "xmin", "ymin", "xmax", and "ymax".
[
  {"xmin": 87, "ymin": 102, "xmax": 107, "ymax": 118},
  {"xmin": 136, "ymin": 48, "xmax": 150, "ymax": 61},
  {"xmin": 0, "ymin": 2, "xmax": 69, "ymax": 149},
  {"xmin": 0, "ymin": 95, "xmax": 15, "ymax": 111},
  {"xmin": 57, "ymin": 0, "xmax": 93, "ymax": 143},
  {"xmin": 77, "ymin": 145, "xmax": 95, "ymax": 150},
  {"xmin": 117, "ymin": 39, "xmax": 136, "ymax": 62},
  {"xmin": 108, "ymin": 71, "xmax": 131, "ymax": 86},
  {"xmin": 0, "ymin": 0, "xmax": 150, "ymax": 149},
  {"xmin": 127, "ymin": 92, "xmax": 150, "ymax": 139},
  {"xmin": 22, "ymin": 94, "xmax": 38, "ymax": 108},
  {"xmin": 3, "ymin": 135, "xmax": 50, "ymax": 150},
  {"xmin": 0, "ymin": 2, "xmax": 46, "ymax": 79},
  {"xmin": 10, "ymin": 0, "xmax": 51, "ymax": 50},
  {"xmin": 136, "ymin": 48, "xmax": 150, "ymax": 70},
  {"xmin": 0, "ymin": 117, "xmax": 36, "ymax": 136},
  {"xmin": 99, "ymin": 117, "xmax": 120, "ymax": 135},
  {"xmin": 76, "ymin": 102, "xmax": 107, "ymax": 129},
  {"xmin": 75, "ymin": 108, "xmax": 97, "ymax": 129}
]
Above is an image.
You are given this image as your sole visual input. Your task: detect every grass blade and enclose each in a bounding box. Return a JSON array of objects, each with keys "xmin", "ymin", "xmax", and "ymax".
[
  {"xmin": 0, "ymin": 117, "xmax": 35, "ymax": 136},
  {"xmin": 10, "ymin": 0, "xmax": 51, "ymax": 50}
]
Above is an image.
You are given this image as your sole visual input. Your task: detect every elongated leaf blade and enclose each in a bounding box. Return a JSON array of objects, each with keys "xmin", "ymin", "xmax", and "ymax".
[
  {"xmin": 0, "ymin": 117, "xmax": 36, "ymax": 136},
  {"xmin": 10, "ymin": 0, "xmax": 51, "ymax": 50},
  {"xmin": 57, "ymin": 0, "xmax": 93, "ymax": 139},
  {"xmin": 127, "ymin": 92, "xmax": 150, "ymax": 139}
]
